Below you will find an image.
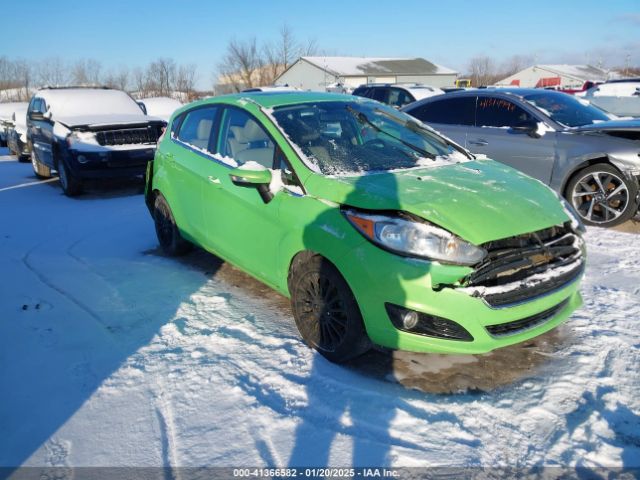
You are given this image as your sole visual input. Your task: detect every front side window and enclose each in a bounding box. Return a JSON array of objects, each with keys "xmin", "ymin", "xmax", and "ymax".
[
  {"xmin": 409, "ymin": 97, "xmax": 476, "ymax": 126},
  {"xmin": 218, "ymin": 107, "xmax": 275, "ymax": 168},
  {"xmin": 523, "ymin": 91, "xmax": 610, "ymax": 127},
  {"xmin": 176, "ymin": 106, "xmax": 218, "ymax": 151},
  {"xmin": 271, "ymin": 100, "xmax": 470, "ymax": 176},
  {"xmin": 476, "ymin": 97, "xmax": 534, "ymax": 128}
]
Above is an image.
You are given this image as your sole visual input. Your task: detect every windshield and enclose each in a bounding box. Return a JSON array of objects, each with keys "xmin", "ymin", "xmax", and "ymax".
[
  {"xmin": 523, "ymin": 91, "xmax": 610, "ymax": 127},
  {"xmin": 271, "ymin": 100, "xmax": 469, "ymax": 175}
]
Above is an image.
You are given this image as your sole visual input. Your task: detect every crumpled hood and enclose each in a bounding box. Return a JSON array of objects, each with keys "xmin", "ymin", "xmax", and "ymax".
[
  {"xmin": 571, "ymin": 119, "xmax": 640, "ymax": 133},
  {"xmin": 305, "ymin": 159, "xmax": 569, "ymax": 245},
  {"xmin": 56, "ymin": 114, "xmax": 163, "ymax": 129}
]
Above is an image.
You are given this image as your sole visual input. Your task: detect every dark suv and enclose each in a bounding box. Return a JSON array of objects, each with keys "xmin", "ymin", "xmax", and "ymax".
[{"xmin": 27, "ymin": 86, "xmax": 165, "ymax": 196}]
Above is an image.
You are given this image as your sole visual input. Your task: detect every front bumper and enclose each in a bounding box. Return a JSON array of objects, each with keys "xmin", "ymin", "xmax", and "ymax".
[
  {"xmin": 342, "ymin": 240, "xmax": 583, "ymax": 354},
  {"xmin": 65, "ymin": 146, "xmax": 155, "ymax": 179}
]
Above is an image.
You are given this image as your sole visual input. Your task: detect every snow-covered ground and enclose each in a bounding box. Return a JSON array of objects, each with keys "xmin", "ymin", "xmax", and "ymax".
[{"xmin": 1, "ymin": 147, "xmax": 639, "ymax": 472}]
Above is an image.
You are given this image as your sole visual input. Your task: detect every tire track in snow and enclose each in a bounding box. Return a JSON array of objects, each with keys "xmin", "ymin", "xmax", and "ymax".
[{"xmin": 22, "ymin": 245, "xmax": 104, "ymax": 326}]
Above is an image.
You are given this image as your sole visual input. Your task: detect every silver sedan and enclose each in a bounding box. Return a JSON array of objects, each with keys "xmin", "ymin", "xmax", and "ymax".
[{"xmin": 403, "ymin": 88, "xmax": 640, "ymax": 227}]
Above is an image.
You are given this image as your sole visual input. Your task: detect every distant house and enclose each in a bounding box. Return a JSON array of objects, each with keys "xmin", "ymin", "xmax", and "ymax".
[
  {"xmin": 275, "ymin": 56, "xmax": 458, "ymax": 91},
  {"xmin": 497, "ymin": 64, "xmax": 611, "ymax": 89}
]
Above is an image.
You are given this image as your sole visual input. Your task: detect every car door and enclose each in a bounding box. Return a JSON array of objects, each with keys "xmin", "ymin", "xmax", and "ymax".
[
  {"xmin": 165, "ymin": 105, "xmax": 220, "ymax": 241},
  {"xmin": 200, "ymin": 106, "xmax": 292, "ymax": 287},
  {"xmin": 469, "ymin": 96, "xmax": 557, "ymax": 184},
  {"xmin": 405, "ymin": 95, "xmax": 476, "ymax": 148},
  {"xmin": 28, "ymin": 97, "xmax": 54, "ymax": 167}
]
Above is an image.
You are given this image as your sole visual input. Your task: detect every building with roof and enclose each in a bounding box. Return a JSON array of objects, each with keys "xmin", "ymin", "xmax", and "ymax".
[
  {"xmin": 275, "ymin": 56, "xmax": 458, "ymax": 91},
  {"xmin": 496, "ymin": 64, "xmax": 611, "ymax": 89}
]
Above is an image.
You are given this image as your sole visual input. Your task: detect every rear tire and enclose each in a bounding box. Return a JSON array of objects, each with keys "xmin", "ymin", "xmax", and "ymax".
[
  {"xmin": 565, "ymin": 163, "xmax": 638, "ymax": 227},
  {"xmin": 153, "ymin": 193, "xmax": 192, "ymax": 256},
  {"xmin": 31, "ymin": 148, "xmax": 52, "ymax": 179},
  {"xmin": 289, "ymin": 255, "xmax": 371, "ymax": 363}
]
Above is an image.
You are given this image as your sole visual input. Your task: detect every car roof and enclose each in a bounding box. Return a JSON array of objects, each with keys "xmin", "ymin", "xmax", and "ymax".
[{"xmin": 197, "ymin": 91, "xmax": 358, "ymax": 109}]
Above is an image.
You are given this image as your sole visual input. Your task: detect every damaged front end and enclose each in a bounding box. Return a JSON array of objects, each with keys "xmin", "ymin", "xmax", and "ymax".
[{"xmin": 456, "ymin": 223, "xmax": 585, "ymax": 308}]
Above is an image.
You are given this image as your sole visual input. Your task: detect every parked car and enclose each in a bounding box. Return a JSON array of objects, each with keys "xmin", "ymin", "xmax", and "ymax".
[
  {"xmin": 27, "ymin": 86, "xmax": 166, "ymax": 196},
  {"xmin": 403, "ymin": 88, "xmax": 640, "ymax": 227},
  {"xmin": 138, "ymin": 97, "xmax": 183, "ymax": 122},
  {"xmin": 0, "ymin": 102, "xmax": 27, "ymax": 147},
  {"xmin": 145, "ymin": 91, "xmax": 585, "ymax": 363},
  {"xmin": 6, "ymin": 104, "xmax": 29, "ymax": 160},
  {"xmin": 352, "ymin": 83, "xmax": 444, "ymax": 108},
  {"xmin": 241, "ymin": 85, "xmax": 299, "ymax": 93},
  {"xmin": 576, "ymin": 81, "xmax": 640, "ymax": 117}
]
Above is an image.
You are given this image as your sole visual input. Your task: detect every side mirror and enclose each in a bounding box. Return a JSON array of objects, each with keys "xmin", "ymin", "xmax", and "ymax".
[
  {"xmin": 229, "ymin": 166, "xmax": 273, "ymax": 203},
  {"xmin": 511, "ymin": 119, "xmax": 539, "ymax": 138}
]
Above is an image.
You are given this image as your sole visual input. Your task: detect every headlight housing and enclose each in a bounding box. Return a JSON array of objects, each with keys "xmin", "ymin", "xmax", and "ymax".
[
  {"xmin": 67, "ymin": 131, "xmax": 98, "ymax": 148},
  {"xmin": 343, "ymin": 209, "xmax": 487, "ymax": 266}
]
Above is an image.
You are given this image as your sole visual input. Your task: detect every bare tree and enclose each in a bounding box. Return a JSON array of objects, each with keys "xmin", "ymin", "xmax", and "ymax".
[
  {"xmin": 104, "ymin": 65, "xmax": 130, "ymax": 91},
  {"xmin": 467, "ymin": 56, "xmax": 497, "ymax": 87},
  {"xmin": 38, "ymin": 57, "xmax": 68, "ymax": 87},
  {"xmin": 500, "ymin": 54, "xmax": 534, "ymax": 78},
  {"xmin": 217, "ymin": 38, "xmax": 263, "ymax": 92},
  {"xmin": 146, "ymin": 58, "xmax": 176, "ymax": 97},
  {"xmin": 71, "ymin": 58, "xmax": 103, "ymax": 85},
  {"xmin": 175, "ymin": 63, "xmax": 198, "ymax": 101}
]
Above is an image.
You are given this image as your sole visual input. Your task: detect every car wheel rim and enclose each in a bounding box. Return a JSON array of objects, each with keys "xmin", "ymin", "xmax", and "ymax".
[
  {"xmin": 155, "ymin": 204, "xmax": 174, "ymax": 247},
  {"xmin": 571, "ymin": 171, "xmax": 629, "ymax": 224},
  {"xmin": 295, "ymin": 272, "xmax": 348, "ymax": 352},
  {"xmin": 31, "ymin": 152, "xmax": 38, "ymax": 172}
]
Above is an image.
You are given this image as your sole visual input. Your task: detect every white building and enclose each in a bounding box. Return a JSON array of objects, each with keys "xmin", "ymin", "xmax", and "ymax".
[
  {"xmin": 497, "ymin": 64, "xmax": 610, "ymax": 89},
  {"xmin": 275, "ymin": 56, "xmax": 458, "ymax": 91}
]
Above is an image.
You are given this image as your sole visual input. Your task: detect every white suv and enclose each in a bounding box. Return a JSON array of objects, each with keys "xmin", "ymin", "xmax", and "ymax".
[{"xmin": 352, "ymin": 83, "xmax": 444, "ymax": 108}]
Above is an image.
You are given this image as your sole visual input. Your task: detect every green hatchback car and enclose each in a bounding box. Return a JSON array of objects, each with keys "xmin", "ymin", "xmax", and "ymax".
[{"xmin": 145, "ymin": 92, "xmax": 586, "ymax": 363}]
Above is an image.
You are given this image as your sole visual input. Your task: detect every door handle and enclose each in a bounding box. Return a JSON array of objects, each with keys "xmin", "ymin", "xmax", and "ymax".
[{"xmin": 468, "ymin": 139, "xmax": 488, "ymax": 146}]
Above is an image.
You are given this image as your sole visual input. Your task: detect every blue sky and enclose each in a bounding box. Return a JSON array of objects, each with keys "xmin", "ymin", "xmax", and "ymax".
[{"xmin": 2, "ymin": 0, "xmax": 639, "ymax": 89}]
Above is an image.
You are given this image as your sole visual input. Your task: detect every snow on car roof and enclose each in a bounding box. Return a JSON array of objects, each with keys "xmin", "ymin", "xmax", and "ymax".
[{"xmin": 37, "ymin": 88, "xmax": 144, "ymax": 118}]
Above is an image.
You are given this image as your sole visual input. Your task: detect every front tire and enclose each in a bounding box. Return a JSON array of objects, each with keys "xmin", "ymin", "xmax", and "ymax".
[
  {"xmin": 566, "ymin": 163, "xmax": 638, "ymax": 227},
  {"xmin": 57, "ymin": 158, "xmax": 82, "ymax": 197},
  {"xmin": 31, "ymin": 148, "xmax": 52, "ymax": 179},
  {"xmin": 153, "ymin": 193, "xmax": 192, "ymax": 256},
  {"xmin": 289, "ymin": 255, "xmax": 371, "ymax": 363}
]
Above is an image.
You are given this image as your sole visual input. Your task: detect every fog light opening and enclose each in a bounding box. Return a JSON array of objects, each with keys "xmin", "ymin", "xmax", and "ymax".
[{"xmin": 77, "ymin": 155, "xmax": 88, "ymax": 164}]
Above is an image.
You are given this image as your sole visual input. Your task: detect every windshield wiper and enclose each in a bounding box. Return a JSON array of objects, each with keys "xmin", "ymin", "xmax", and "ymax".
[{"xmin": 346, "ymin": 106, "xmax": 435, "ymax": 159}]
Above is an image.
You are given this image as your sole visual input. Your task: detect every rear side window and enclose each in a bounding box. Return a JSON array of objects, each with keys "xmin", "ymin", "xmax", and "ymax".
[
  {"xmin": 176, "ymin": 107, "xmax": 218, "ymax": 151},
  {"xmin": 476, "ymin": 97, "xmax": 534, "ymax": 127},
  {"xmin": 408, "ymin": 97, "xmax": 476, "ymax": 126},
  {"xmin": 388, "ymin": 88, "xmax": 414, "ymax": 108},
  {"xmin": 217, "ymin": 107, "xmax": 275, "ymax": 168}
]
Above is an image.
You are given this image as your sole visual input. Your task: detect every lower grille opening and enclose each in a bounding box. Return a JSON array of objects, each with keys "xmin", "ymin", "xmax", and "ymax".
[{"xmin": 486, "ymin": 298, "xmax": 569, "ymax": 337}]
